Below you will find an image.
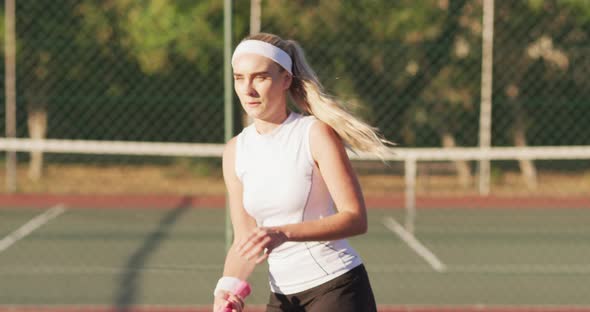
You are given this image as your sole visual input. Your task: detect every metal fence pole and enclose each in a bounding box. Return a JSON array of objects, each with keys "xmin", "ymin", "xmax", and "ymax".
[
  {"xmin": 478, "ymin": 0, "xmax": 495, "ymax": 196},
  {"xmin": 4, "ymin": 0, "xmax": 17, "ymax": 193},
  {"xmin": 250, "ymin": 0, "xmax": 261, "ymax": 35},
  {"xmin": 243, "ymin": 0, "xmax": 261, "ymax": 127},
  {"xmin": 224, "ymin": 0, "xmax": 234, "ymax": 252}
]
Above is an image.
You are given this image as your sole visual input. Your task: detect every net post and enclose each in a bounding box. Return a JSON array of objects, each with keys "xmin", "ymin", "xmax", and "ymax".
[{"xmin": 404, "ymin": 157, "xmax": 417, "ymax": 234}]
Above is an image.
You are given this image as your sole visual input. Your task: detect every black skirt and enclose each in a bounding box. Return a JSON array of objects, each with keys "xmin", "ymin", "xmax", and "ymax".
[{"xmin": 266, "ymin": 264, "xmax": 377, "ymax": 312}]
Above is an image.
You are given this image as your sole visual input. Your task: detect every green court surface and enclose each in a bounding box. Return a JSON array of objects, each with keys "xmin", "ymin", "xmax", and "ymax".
[{"xmin": 1, "ymin": 205, "xmax": 590, "ymax": 309}]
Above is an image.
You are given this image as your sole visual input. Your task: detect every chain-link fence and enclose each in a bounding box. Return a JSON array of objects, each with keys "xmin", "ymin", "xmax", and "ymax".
[
  {"xmin": 0, "ymin": 0, "xmax": 589, "ymax": 190},
  {"xmin": 3, "ymin": 1, "xmax": 589, "ymax": 146},
  {"xmin": 492, "ymin": 1, "xmax": 590, "ymax": 147},
  {"xmin": 1, "ymin": 1, "xmax": 590, "ymax": 308},
  {"xmin": 6, "ymin": 0, "xmax": 226, "ymax": 144},
  {"xmin": 1, "ymin": 0, "xmax": 588, "ymax": 195},
  {"xmin": 259, "ymin": 0, "xmax": 590, "ymax": 148}
]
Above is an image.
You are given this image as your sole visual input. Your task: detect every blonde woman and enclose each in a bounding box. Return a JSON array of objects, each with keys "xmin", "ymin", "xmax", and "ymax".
[{"xmin": 213, "ymin": 33, "xmax": 390, "ymax": 312}]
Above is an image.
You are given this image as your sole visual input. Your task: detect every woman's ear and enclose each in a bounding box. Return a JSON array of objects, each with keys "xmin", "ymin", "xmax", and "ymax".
[{"xmin": 283, "ymin": 73, "xmax": 293, "ymax": 90}]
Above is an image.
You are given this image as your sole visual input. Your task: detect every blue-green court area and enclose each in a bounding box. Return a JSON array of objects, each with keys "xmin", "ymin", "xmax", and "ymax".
[{"xmin": 1, "ymin": 206, "xmax": 589, "ymax": 306}]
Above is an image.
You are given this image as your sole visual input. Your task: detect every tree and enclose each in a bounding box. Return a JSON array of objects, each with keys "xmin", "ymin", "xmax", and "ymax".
[
  {"xmin": 263, "ymin": 0, "xmax": 476, "ymax": 186},
  {"xmin": 493, "ymin": 0, "xmax": 590, "ymax": 188}
]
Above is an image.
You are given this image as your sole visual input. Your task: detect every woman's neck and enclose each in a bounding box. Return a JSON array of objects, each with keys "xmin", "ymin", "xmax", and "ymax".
[{"xmin": 254, "ymin": 110, "xmax": 290, "ymax": 134}]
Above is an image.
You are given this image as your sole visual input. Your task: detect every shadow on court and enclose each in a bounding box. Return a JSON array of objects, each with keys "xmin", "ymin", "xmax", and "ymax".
[{"xmin": 114, "ymin": 197, "xmax": 191, "ymax": 311}]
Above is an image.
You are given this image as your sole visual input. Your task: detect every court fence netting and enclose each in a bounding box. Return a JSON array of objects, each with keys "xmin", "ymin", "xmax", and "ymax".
[{"xmin": 2, "ymin": 1, "xmax": 590, "ymax": 310}]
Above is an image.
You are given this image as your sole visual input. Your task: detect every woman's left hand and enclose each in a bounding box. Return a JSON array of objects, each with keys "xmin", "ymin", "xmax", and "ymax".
[
  {"xmin": 238, "ymin": 227, "xmax": 288, "ymax": 264},
  {"xmin": 213, "ymin": 291, "xmax": 244, "ymax": 312}
]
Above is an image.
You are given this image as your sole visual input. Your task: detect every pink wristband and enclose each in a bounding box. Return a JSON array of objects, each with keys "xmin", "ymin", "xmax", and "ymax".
[{"xmin": 234, "ymin": 281, "xmax": 252, "ymax": 298}]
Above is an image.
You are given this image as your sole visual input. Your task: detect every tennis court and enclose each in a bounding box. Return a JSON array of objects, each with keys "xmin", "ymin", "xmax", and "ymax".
[
  {"xmin": 1, "ymin": 197, "xmax": 589, "ymax": 312},
  {"xmin": 3, "ymin": 1, "xmax": 590, "ymax": 311}
]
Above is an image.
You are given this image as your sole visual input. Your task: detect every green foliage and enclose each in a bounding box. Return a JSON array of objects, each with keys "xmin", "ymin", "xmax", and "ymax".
[
  {"xmin": 76, "ymin": 0, "xmax": 223, "ymax": 75},
  {"xmin": 0, "ymin": 6, "xmax": 4, "ymax": 50},
  {"xmin": 527, "ymin": 0, "xmax": 546, "ymax": 11},
  {"xmin": 560, "ymin": 0, "xmax": 590, "ymax": 23},
  {"xmin": 2, "ymin": 0, "xmax": 589, "ymax": 148}
]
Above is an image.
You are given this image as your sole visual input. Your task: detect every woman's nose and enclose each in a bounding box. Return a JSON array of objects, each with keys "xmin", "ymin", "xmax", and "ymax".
[{"xmin": 242, "ymin": 80, "xmax": 257, "ymax": 97}]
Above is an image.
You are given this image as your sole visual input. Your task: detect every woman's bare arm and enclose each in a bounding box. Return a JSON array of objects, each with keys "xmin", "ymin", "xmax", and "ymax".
[
  {"xmin": 213, "ymin": 137, "xmax": 259, "ymax": 312},
  {"xmin": 221, "ymin": 137, "xmax": 259, "ymax": 278}
]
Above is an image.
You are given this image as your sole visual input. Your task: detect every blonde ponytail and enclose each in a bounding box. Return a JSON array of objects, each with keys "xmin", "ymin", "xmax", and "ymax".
[{"xmin": 245, "ymin": 33, "xmax": 394, "ymax": 158}]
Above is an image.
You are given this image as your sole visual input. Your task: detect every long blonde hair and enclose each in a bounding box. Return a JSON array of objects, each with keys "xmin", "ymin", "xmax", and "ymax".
[{"xmin": 245, "ymin": 33, "xmax": 393, "ymax": 158}]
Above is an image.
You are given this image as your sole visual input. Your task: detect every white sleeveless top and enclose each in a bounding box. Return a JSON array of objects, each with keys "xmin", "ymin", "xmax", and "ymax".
[{"xmin": 235, "ymin": 112, "xmax": 362, "ymax": 295}]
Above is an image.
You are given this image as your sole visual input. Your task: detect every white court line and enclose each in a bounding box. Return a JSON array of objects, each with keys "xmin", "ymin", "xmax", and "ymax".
[
  {"xmin": 382, "ymin": 217, "xmax": 447, "ymax": 272},
  {"xmin": 368, "ymin": 264, "xmax": 590, "ymax": 274},
  {"xmin": 0, "ymin": 204, "xmax": 66, "ymax": 253}
]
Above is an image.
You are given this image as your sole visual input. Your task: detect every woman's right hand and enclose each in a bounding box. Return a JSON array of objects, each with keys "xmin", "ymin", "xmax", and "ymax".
[{"xmin": 213, "ymin": 290, "xmax": 245, "ymax": 312}]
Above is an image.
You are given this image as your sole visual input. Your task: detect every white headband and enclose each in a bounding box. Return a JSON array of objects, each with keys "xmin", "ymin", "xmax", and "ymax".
[{"xmin": 231, "ymin": 40, "xmax": 293, "ymax": 75}]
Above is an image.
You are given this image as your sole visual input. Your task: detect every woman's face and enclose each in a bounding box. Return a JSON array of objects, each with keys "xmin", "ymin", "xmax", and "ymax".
[{"xmin": 233, "ymin": 53, "xmax": 291, "ymax": 121}]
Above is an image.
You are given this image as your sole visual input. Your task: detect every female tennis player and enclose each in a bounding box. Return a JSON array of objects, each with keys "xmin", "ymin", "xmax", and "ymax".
[{"xmin": 213, "ymin": 33, "xmax": 391, "ymax": 312}]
